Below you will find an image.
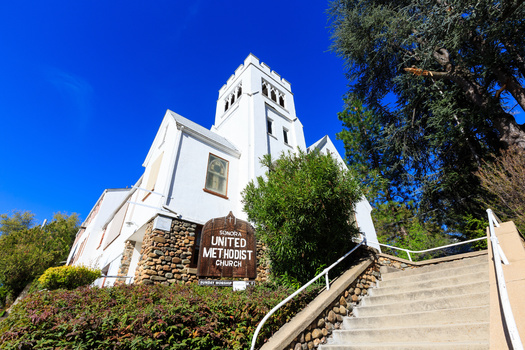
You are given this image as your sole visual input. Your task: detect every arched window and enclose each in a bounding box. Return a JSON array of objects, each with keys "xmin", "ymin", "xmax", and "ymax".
[
  {"xmin": 204, "ymin": 154, "xmax": 229, "ymax": 197},
  {"xmin": 279, "ymin": 94, "xmax": 285, "ymax": 107}
]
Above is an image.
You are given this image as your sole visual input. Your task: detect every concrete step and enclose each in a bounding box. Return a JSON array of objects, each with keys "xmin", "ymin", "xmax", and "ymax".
[
  {"xmin": 363, "ymin": 280, "xmax": 488, "ymax": 306},
  {"xmin": 319, "ymin": 341, "xmax": 489, "ymax": 350},
  {"xmin": 319, "ymin": 254, "xmax": 490, "ymax": 350},
  {"xmin": 343, "ymin": 305, "xmax": 489, "ymax": 329},
  {"xmin": 379, "ymin": 262, "xmax": 487, "ymax": 287},
  {"xmin": 378, "ymin": 265, "xmax": 487, "ymax": 288},
  {"xmin": 329, "ymin": 323, "xmax": 489, "ymax": 343},
  {"xmin": 381, "ymin": 255, "xmax": 487, "ymax": 280},
  {"xmin": 354, "ymin": 292, "xmax": 488, "ymax": 317},
  {"xmin": 370, "ymin": 271, "xmax": 488, "ymax": 296}
]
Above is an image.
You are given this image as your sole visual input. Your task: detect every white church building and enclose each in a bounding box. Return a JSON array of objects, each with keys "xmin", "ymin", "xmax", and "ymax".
[{"xmin": 66, "ymin": 54, "xmax": 379, "ymax": 286}]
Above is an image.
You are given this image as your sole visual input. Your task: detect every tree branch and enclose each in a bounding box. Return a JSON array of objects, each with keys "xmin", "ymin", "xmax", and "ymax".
[
  {"xmin": 404, "ymin": 67, "xmax": 487, "ymax": 107},
  {"xmin": 493, "ymin": 67, "xmax": 525, "ymax": 114}
]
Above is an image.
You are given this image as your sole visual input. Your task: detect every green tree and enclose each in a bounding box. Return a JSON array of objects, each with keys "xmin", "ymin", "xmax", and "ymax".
[
  {"xmin": 329, "ymin": 0, "xmax": 525, "ymax": 148},
  {"xmin": 0, "ymin": 211, "xmax": 35, "ymax": 236},
  {"xmin": 328, "ymin": 0, "xmax": 525, "ymax": 231},
  {"xmin": 337, "ymin": 99, "xmax": 455, "ymax": 249},
  {"xmin": 242, "ymin": 149, "xmax": 362, "ymax": 286},
  {"xmin": 372, "ymin": 201, "xmax": 453, "ymax": 260},
  {"xmin": 0, "ymin": 212, "xmax": 79, "ymax": 299}
]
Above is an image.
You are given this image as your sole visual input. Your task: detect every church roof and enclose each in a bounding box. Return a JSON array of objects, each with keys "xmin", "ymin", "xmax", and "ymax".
[
  {"xmin": 307, "ymin": 135, "xmax": 329, "ymax": 152},
  {"xmin": 167, "ymin": 110, "xmax": 241, "ymax": 157}
]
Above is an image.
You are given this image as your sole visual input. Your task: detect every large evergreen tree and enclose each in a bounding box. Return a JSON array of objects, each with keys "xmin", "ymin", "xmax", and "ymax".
[
  {"xmin": 329, "ymin": 0, "xmax": 525, "ymax": 147},
  {"xmin": 329, "ymin": 0, "xmax": 525, "ymax": 231}
]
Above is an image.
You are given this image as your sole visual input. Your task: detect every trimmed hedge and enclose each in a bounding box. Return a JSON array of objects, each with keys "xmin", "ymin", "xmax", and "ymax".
[
  {"xmin": 0, "ymin": 283, "xmax": 319, "ymax": 349},
  {"xmin": 37, "ymin": 265, "xmax": 101, "ymax": 291}
]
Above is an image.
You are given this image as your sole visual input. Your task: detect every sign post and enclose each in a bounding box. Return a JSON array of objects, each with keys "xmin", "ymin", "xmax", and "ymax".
[{"xmin": 197, "ymin": 212, "xmax": 257, "ymax": 280}]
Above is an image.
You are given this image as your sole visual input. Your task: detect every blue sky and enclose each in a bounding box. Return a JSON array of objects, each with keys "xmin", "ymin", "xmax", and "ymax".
[{"xmin": 0, "ymin": 1, "xmax": 351, "ymax": 224}]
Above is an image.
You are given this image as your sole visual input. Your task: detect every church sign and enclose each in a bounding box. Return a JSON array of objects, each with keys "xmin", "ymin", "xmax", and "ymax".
[{"xmin": 197, "ymin": 212, "xmax": 257, "ymax": 279}]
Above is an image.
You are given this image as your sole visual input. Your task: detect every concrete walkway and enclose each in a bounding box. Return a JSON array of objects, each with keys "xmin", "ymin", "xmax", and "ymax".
[{"xmin": 488, "ymin": 221, "xmax": 525, "ymax": 349}]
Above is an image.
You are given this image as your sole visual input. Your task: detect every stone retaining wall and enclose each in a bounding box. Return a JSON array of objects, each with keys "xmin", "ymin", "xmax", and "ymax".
[
  {"xmin": 130, "ymin": 216, "xmax": 269, "ymax": 285},
  {"xmin": 378, "ymin": 255, "xmax": 416, "ymax": 270},
  {"xmin": 285, "ymin": 262, "xmax": 381, "ymax": 350}
]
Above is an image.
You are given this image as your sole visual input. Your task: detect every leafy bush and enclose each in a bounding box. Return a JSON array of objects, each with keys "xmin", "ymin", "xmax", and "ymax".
[
  {"xmin": 36, "ymin": 266, "xmax": 101, "ymax": 291},
  {"xmin": 242, "ymin": 149, "xmax": 362, "ymax": 286},
  {"xmin": 0, "ymin": 283, "xmax": 320, "ymax": 349},
  {"xmin": 0, "ymin": 285, "xmax": 8, "ymax": 308}
]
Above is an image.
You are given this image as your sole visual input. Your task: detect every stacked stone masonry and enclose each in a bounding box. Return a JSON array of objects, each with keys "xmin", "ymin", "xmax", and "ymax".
[
  {"xmin": 132, "ymin": 217, "xmax": 269, "ymax": 285},
  {"xmin": 114, "ymin": 241, "xmax": 136, "ymax": 285},
  {"xmin": 286, "ymin": 264, "xmax": 381, "ymax": 350}
]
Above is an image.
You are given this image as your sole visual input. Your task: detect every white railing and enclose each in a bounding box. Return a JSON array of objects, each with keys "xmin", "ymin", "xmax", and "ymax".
[
  {"xmin": 487, "ymin": 209, "xmax": 523, "ymax": 350},
  {"xmin": 93, "ymin": 275, "xmax": 134, "ymax": 287},
  {"xmin": 249, "ymin": 238, "xmax": 367, "ymax": 350},
  {"xmin": 371, "ymin": 237, "xmax": 487, "ymax": 262}
]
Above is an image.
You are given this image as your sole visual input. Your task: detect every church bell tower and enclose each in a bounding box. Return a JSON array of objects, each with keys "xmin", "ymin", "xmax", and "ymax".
[{"xmin": 211, "ymin": 54, "xmax": 306, "ymax": 186}]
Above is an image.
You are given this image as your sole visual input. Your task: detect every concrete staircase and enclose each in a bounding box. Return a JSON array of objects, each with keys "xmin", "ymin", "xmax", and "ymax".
[{"xmin": 320, "ymin": 255, "xmax": 489, "ymax": 350}]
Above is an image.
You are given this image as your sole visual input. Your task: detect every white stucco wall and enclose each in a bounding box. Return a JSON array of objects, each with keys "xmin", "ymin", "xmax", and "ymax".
[
  {"xmin": 353, "ymin": 198, "xmax": 380, "ymax": 251},
  {"xmin": 266, "ymin": 106, "xmax": 296, "ymax": 157},
  {"xmin": 167, "ymin": 132, "xmax": 243, "ymax": 223},
  {"xmin": 68, "ymin": 188, "xmax": 131, "ymax": 268}
]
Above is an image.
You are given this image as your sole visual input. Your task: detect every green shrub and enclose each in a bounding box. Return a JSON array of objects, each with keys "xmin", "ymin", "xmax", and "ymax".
[
  {"xmin": 0, "ymin": 285, "xmax": 8, "ymax": 308},
  {"xmin": 36, "ymin": 265, "xmax": 101, "ymax": 291},
  {"xmin": 242, "ymin": 150, "xmax": 362, "ymax": 286},
  {"xmin": 0, "ymin": 283, "xmax": 320, "ymax": 349}
]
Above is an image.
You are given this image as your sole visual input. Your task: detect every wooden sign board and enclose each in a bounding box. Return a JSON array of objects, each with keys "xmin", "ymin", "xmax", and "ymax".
[{"xmin": 197, "ymin": 212, "xmax": 257, "ymax": 279}]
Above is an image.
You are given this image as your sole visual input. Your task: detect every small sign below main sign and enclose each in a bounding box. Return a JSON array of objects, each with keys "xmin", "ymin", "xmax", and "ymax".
[
  {"xmin": 198, "ymin": 279, "xmax": 256, "ymax": 288},
  {"xmin": 197, "ymin": 212, "xmax": 257, "ymax": 279}
]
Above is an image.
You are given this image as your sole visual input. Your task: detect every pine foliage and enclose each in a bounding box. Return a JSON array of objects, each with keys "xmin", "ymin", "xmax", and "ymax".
[{"xmin": 329, "ymin": 0, "xmax": 525, "ymax": 232}]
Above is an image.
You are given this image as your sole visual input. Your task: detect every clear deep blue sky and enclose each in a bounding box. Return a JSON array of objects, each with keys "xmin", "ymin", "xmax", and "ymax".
[
  {"xmin": 3, "ymin": 2, "xmax": 523, "ymax": 225},
  {"xmin": 0, "ymin": 1, "xmax": 351, "ymax": 224}
]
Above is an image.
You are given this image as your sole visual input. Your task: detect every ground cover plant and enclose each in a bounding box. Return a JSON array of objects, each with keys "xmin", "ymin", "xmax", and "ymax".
[{"xmin": 0, "ymin": 282, "xmax": 319, "ymax": 350}]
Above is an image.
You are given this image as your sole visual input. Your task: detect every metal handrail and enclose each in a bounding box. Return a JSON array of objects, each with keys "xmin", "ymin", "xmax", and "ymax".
[
  {"xmin": 487, "ymin": 209, "xmax": 523, "ymax": 349},
  {"xmin": 371, "ymin": 237, "xmax": 487, "ymax": 261},
  {"xmin": 249, "ymin": 238, "xmax": 367, "ymax": 350},
  {"xmin": 94, "ymin": 275, "xmax": 134, "ymax": 286}
]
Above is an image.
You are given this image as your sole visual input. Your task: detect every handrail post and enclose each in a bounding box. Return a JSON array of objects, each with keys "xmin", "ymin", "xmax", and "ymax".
[
  {"xmin": 325, "ymin": 272, "xmax": 330, "ymax": 291},
  {"xmin": 406, "ymin": 250, "xmax": 412, "ymax": 262}
]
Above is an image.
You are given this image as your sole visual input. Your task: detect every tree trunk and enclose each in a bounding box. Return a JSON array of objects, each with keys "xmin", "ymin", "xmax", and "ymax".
[
  {"xmin": 493, "ymin": 67, "xmax": 525, "ymax": 112},
  {"xmin": 492, "ymin": 112, "xmax": 525, "ymax": 149}
]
